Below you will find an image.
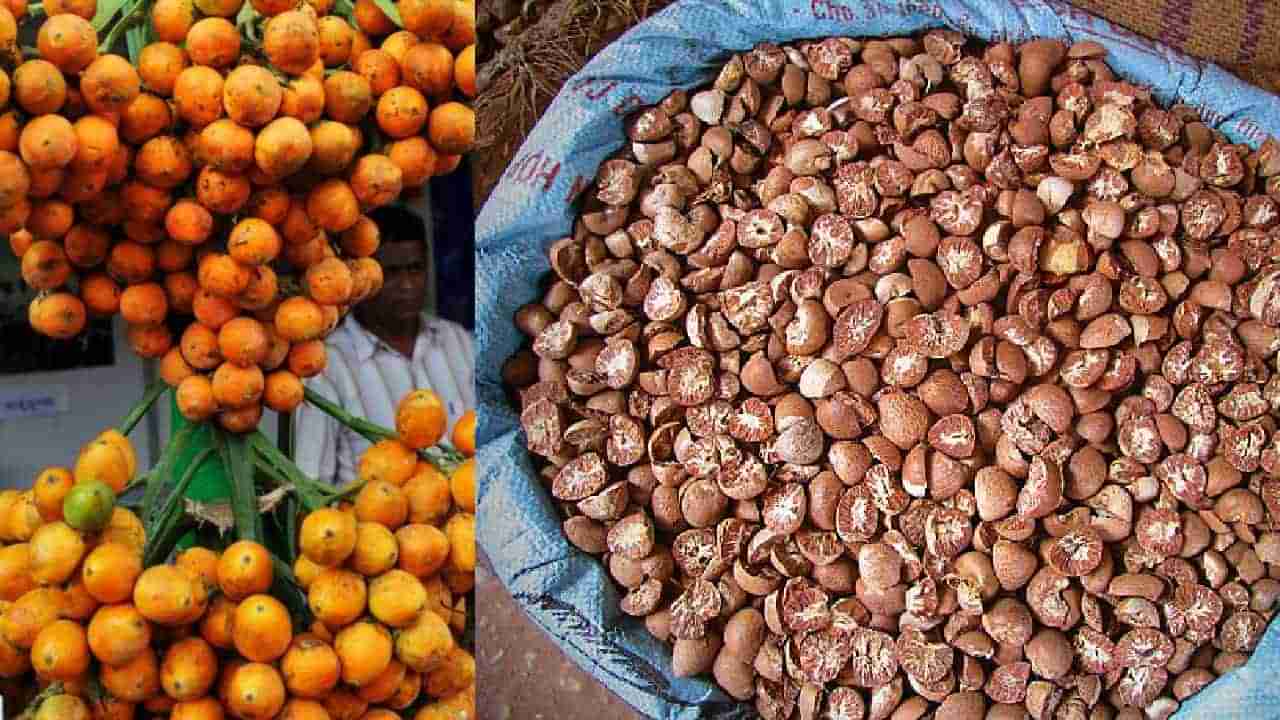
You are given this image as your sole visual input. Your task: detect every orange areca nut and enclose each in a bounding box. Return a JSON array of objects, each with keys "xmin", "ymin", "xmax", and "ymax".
[
  {"xmin": 307, "ymin": 119, "xmax": 361, "ymax": 175},
  {"xmin": 396, "ymin": 389, "xmax": 448, "ymax": 450},
  {"xmin": 281, "ymin": 74, "xmax": 326, "ymax": 123},
  {"xmin": 32, "ymin": 466, "xmax": 73, "ymax": 521},
  {"xmin": 217, "ymin": 540, "xmax": 273, "ymax": 600},
  {"xmin": 450, "ymin": 458, "xmax": 475, "ymax": 513},
  {"xmin": 335, "ymin": 621, "xmax": 393, "ymax": 687},
  {"xmin": 317, "ymin": 15, "xmax": 355, "ymax": 66},
  {"xmin": 195, "ymin": 165, "xmax": 252, "ymax": 214},
  {"xmin": 192, "ymin": 290, "xmax": 237, "ymax": 332},
  {"xmin": 173, "ymin": 65, "xmax": 225, "ymax": 127},
  {"xmin": 304, "ymin": 256, "xmax": 354, "ymax": 305},
  {"xmin": 185, "ymin": 17, "xmax": 240, "ymax": 68},
  {"xmin": 101, "ymin": 646, "xmax": 161, "ymax": 702},
  {"xmin": 341, "ymin": 215, "xmax": 381, "ymax": 257},
  {"xmin": 81, "ymin": 542, "xmax": 142, "ymax": 604},
  {"xmin": 237, "ymin": 264, "xmax": 279, "ymax": 310},
  {"xmin": 287, "ymin": 339, "xmax": 328, "ymax": 378},
  {"xmin": 159, "ymin": 346, "xmax": 196, "ymax": 386},
  {"xmin": 152, "ymin": 0, "xmax": 196, "ymax": 42},
  {"xmin": 19, "ymin": 114, "xmax": 76, "ymax": 170},
  {"xmin": 402, "ymin": 42, "xmax": 453, "ymax": 97},
  {"xmin": 396, "ymin": 523, "xmax": 449, "ymax": 577},
  {"xmin": 223, "ymin": 65, "xmax": 284, "ymax": 127},
  {"xmin": 355, "ymin": 49, "xmax": 401, "ymax": 95},
  {"xmin": 138, "ymin": 41, "xmax": 187, "ymax": 96},
  {"xmin": 176, "ymin": 546, "xmax": 221, "ymax": 595},
  {"xmin": 119, "ymin": 282, "xmax": 169, "ymax": 326},
  {"xmin": 455, "ymin": 44, "xmax": 475, "ymax": 97},
  {"xmin": 376, "ymin": 86, "xmax": 428, "ymax": 139},
  {"xmin": 353, "ymin": 0, "xmax": 395, "ymax": 35},
  {"xmin": 232, "ymin": 594, "xmax": 293, "ymax": 663},
  {"xmin": 127, "ymin": 323, "xmax": 171, "ymax": 358},
  {"xmin": 13, "ymin": 59, "xmax": 67, "ymax": 114},
  {"xmin": 247, "ymin": 185, "xmax": 290, "ymax": 224},
  {"xmin": 359, "ymin": 439, "xmax": 419, "ymax": 485},
  {"xmin": 263, "ymin": 10, "xmax": 320, "ymax": 76},
  {"xmin": 180, "ymin": 322, "xmax": 222, "ymax": 370},
  {"xmin": 300, "ymin": 508, "xmax": 358, "ymax": 567},
  {"xmin": 218, "ymin": 400, "xmax": 264, "ymax": 433},
  {"xmin": 133, "ymin": 565, "xmax": 202, "ymax": 626},
  {"xmin": 225, "ymin": 662, "xmax": 286, "ymax": 720},
  {"xmin": 427, "ymin": 101, "xmax": 474, "ymax": 155},
  {"xmin": 31, "ymin": 617, "xmax": 90, "ymax": 676},
  {"xmin": 198, "ymin": 253, "xmax": 252, "ymax": 296},
  {"xmin": 107, "ymin": 241, "xmax": 157, "ymax": 284},
  {"xmin": 351, "ymin": 153, "xmax": 404, "ymax": 210},
  {"xmin": 200, "ymin": 118, "xmax": 256, "ymax": 173},
  {"xmin": 255, "ymin": 116, "xmax": 313, "ymax": 178},
  {"xmin": 64, "ymin": 224, "xmax": 111, "ymax": 268},
  {"xmin": 217, "ymin": 316, "xmax": 270, "ymax": 367},
  {"xmin": 387, "ymin": 136, "xmax": 437, "ymax": 188},
  {"xmin": 275, "ymin": 295, "xmax": 325, "ymax": 342},
  {"xmin": 308, "ymin": 567, "xmax": 366, "ymax": 628},
  {"xmin": 135, "ymin": 134, "xmax": 193, "ymax": 189},
  {"xmin": 397, "ymin": 0, "xmax": 455, "ymax": 39},
  {"xmin": 404, "ymin": 464, "xmax": 453, "ymax": 524},
  {"xmin": 161, "ymin": 636, "xmax": 219, "ymax": 701},
  {"xmin": 452, "ymin": 409, "xmax": 475, "ymax": 456},
  {"xmin": 20, "ymin": 240, "xmax": 71, "ymax": 290},
  {"xmin": 157, "ymin": 238, "xmax": 195, "ymax": 272},
  {"xmin": 80, "ymin": 55, "xmax": 141, "ymax": 115},
  {"xmin": 164, "ymin": 271, "xmax": 198, "ymax": 314},
  {"xmin": 212, "ymin": 360, "xmax": 265, "ymax": 409},
  {"xmin": 70, "ymin": 114, "xmax": 119, "ymax": 171},
  {"xmin": 263, "ymin": 369, "xmax": 304, "ymax": 412},
  {"xmin": 282, "ymin": 634, "xmax": 341, "ymax": 698},
  {"xmin": 355, "ymin": 479, "xmax": 409, "ymax": 528},
  {"xmin": 37, "ymin": 14, "xmax": 97, "ymax": 74},
  {"xmin": 199, "ymin": 594, "xmax": 235, "ymax": 650},
  {"xmin": 322, "ymin": 71, "xmax": 373, "ymax": 123},
  {"xmin": 177, "ymin": 375, "xmax": 217, "ymax": 421},
  {"xmin": 228, "ymin": 217, "xmax": 282, "ymax": 265},
  {"xmin": 27, "ymin": 292, "xmax": 85, "ymax": 339}
]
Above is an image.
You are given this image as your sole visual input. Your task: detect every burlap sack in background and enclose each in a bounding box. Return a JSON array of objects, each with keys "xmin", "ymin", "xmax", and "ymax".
[
  {"xmin": 472, "ymin": 0, "xmax": 1280, "ymax": 205},
  {"xmin": 1071, "ymin": 0, "xmax": 1280, "ymax": 93}
]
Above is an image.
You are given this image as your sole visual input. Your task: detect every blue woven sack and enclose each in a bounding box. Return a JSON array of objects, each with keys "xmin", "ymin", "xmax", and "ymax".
[{"xmin": 476, "ymin": 2, "xmax": 1280, "ymax": 717}]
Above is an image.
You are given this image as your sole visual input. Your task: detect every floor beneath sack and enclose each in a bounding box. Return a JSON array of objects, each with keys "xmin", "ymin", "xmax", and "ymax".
[{"xmin": 477, "ymin": 550, "xmax": 644, "ymax": 719}]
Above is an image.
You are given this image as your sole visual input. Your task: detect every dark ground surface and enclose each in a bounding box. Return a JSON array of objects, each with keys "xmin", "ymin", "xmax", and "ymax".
[{"xmin": 477, "ymin": 550, "xmax": 644, "ymax": 720}]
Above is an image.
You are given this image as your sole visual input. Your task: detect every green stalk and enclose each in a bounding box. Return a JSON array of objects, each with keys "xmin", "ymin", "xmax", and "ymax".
[
  {"xmin": 99, "ymin": 0, "xmax": 147, "ymax": 53},
  {"xmin": 143, "ymin": 448, "xmax": 213, "ymax": 567},
  {"xmin": 248, "ymin": 430, "xmax": 342, "ymax": 511},
  {"xmin": 303, "ymin": 387, "xmax": 397, "ymax": 444},
  {"xmin": 218, "ymin": 430, "xmax": 263, "ymax": 542},
  {"xmin": 117, "ymin": 380, "xmax": 167, "ymax": 436},
  {"xmin": 141, "ymin": 423, "xmax": 196, "ymax": 529}
]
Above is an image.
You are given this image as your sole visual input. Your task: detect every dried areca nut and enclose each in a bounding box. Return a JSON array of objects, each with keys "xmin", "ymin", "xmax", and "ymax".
[
  {"xmin": 1046, "ymin": 525, "xmax": 1103, "ymax": 576},
  {"xmin": 798, "ymin": 358, "xmax": 846, "ymax": 399},
  {"xmin": 1215, "ymin": 488, "xmax": 1264, "ymax": 524},
  {"xmin": 877, "ymin": 391, "xmax": 930, "ymax": 449},
  {"xmin": 927, "ymin": 414, "xmax": 976, "ymax": 458},
  {"xmin": 608, "ymin": 512, "xmax": 655, "ymax": 560},
  {"xmin": 1108, "ymin": 573, "xmax": 1165, "ymax": 601}
]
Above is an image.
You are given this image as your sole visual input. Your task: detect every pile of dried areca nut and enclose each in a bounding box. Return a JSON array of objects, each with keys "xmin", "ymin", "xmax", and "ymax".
[{"xmin": 502, "ymin": 30, "xmax": 1280, "ymax": 720}]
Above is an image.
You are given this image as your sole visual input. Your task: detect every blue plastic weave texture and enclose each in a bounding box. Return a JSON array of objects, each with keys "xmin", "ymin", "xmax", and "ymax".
[{"xmin": 476, "ymin": 2, "xmax": 1280, "ymax": 717}]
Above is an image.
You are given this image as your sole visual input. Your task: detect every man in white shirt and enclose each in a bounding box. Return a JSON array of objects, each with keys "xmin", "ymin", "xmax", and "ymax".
[{"xmin": 293, "ymin": 204, "xmax": 475, "ymax": 486}]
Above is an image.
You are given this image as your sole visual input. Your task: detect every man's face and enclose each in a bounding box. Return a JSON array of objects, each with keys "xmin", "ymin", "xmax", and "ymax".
[{"xmin": 365, "ymin": 238, "xmax": 428, "ymax": 324}]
